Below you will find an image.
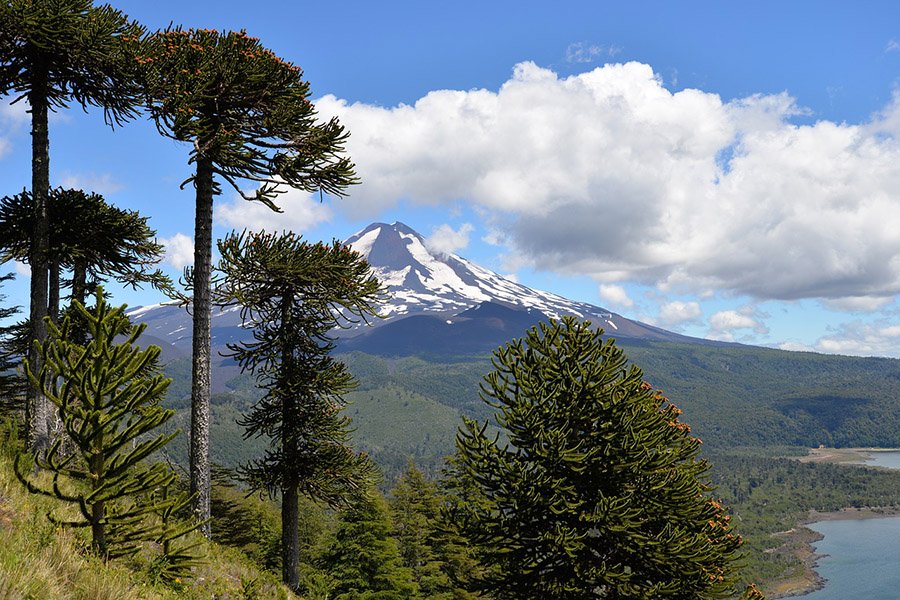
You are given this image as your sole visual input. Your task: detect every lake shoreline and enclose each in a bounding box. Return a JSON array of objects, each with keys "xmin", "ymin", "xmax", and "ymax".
[
  {"xmin": 769, "ymin": 507, "xmax": 900, "ymax": 598},
  {"xmin": 768, "ymin": 446, "xmax": 900, "ymax": 598},
  {"xmin": 767, "ymin": 444, "xmax": 900, "ymax": 598}
]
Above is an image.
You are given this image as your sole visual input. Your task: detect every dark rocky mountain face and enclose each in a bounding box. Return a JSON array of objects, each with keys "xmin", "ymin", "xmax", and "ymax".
[{"xmin": 128, "ymin": 221, "xmax": 725, "ymax": 358}]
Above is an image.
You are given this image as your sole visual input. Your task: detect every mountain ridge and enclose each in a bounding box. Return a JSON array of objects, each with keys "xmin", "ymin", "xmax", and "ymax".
[{"xmin": 127, "ymin": 221, "xmax": 729, "ymax": 357}]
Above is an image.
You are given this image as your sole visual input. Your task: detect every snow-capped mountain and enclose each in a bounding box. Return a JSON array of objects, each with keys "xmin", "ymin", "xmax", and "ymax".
[
  {"xmin": 346, "ymin": 221, "xmax": 607, "ymax": 321},
  {"xmin": 344, "ymin": 222, "xmax": 699, "ymax": 344},
  {"xmin": 127, "ymin": 221, "xmax": 719, "ymax": 358}
]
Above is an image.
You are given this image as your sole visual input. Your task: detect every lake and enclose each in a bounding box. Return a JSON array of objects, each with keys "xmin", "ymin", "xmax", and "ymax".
[
  {"xmin": 802, "ymin": 517, "xmax": 900, "ymax": 599},
  {"xmin": 799, "ymin": 450, "xmax": 900, "ymax": 599},
  {"xmin": 861, "ymin": 449, "xmax": 900, "ymax": 470}
]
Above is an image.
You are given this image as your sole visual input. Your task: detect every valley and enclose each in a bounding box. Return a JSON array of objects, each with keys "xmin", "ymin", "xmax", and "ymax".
[{"xmin": 134, "ymin": 221, "xmax": 900, "ymax": 596}]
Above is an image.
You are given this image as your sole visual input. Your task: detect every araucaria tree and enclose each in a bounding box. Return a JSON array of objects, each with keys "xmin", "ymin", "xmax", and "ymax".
[
  {"xmin": 445, "ymin": 316, "xmax": 748, "ymax": 599},
  {"xmin": 215, "ymin": 230, "xmax": 381, "ymax": 592},
  {"xmin": 139, "ymin": 28, "xmax": 357, "ymax": 532},
  {"xmin": 16, "ymin": 290, "xmax": 183, "ymax": 560},
  {"xmin": 0, "ymin": 0, "xmax": 143, "ymax": 451},
  {"xmin": 0, "ymin": 188, "xmax": 170, "ymax": 319}
]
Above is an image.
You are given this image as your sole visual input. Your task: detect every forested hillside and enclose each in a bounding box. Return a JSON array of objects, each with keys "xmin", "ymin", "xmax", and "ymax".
[{"xmin": 156, "ymin": 341, "xmax": 900, "ymax": 482}]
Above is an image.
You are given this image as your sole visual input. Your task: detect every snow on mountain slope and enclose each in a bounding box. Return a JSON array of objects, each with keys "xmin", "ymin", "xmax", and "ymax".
[
  {"xmin": 126, "ymin": 221, "xmax": 719, "ymax": 353},
  {"xmin": 346, "ymin": 221, "xmax": 605, "ymax": 321}
]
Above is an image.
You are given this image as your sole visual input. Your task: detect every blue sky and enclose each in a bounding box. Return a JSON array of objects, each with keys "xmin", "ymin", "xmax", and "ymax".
[{"xmin": 3, "ymin": 0, "xmax": 900, "ymax": 356}]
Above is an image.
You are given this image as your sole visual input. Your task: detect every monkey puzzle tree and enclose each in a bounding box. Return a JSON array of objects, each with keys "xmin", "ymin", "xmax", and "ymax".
[
  {"xmin": 0, "ymin": 188, "xmax": 170, "ymax": 320},
  {"xmin": 139, "ymin": 28, "xmax": 357, "ymax": 532},
  {"xmin": 215, "ymin": 230, "xmax": 381, "ymax": 592},
  {"xmin": 0, "ymin": 0, "xmax": 143, "ymax": 451},
  {"xmin": 444, "ymin": 317, "xmax": 751, "ymax": 599},
  {"xmin": 15, "ymin": 290, "xmax": 185, "ymax": 560}
]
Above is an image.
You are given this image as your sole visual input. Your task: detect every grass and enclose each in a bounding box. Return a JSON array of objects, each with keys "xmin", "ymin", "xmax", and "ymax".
[{"xmin": 0, "ymin": 421, "xmax": 296, "ymax": 600}]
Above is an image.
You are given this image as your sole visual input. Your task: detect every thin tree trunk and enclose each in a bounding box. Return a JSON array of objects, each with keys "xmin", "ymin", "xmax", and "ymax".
[
  {"xmin": 190, "ymin": 155, "xmax": 213, "ymax": 537},
  {"xmin": 27, "ymin": 70, "xmax": 51, "ymax": 453},
  {"xmin": 280, "ymin": 293, "xmax": 300, "ymax": 591}
]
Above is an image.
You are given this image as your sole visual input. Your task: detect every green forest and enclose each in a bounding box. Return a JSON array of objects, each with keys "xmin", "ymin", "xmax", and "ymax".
[{"xmin": 3, "ymin": 1, "xmax": 900, "ymax": 599}]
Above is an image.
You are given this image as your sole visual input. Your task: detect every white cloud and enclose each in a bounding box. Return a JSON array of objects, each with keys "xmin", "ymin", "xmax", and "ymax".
[
  {"xmin": 655, "ymin": 300, "xmax": 702, "ymax": 328},
  {"xmin": 13, "ymin": 260, "xmax": 30, "ymax": 277},
  {"xmin": 482, "ymin": 227, "xmax": 510, "ymax": 247},
  {"xmin": 0, "ymin": 99, "xmax": 29, "ymax": 160},
  {"xmin": 58, "ymin": 172, "xmax": 123, "ymax": 195},
  {"xmin": 598, "ymin": 284, "xmax": 633, "ymax": 308},
  {"xmin": 159, "ymin": 233, "xmax": 194, "ymax": 270},
  {"xmin": 812, "ymin": 320, "xmax": 900, "ymax": 357},
  {"xmin": 315, "ymin": 61, "xmax": 900, "ymax": 304},
  {"xmin": 425, "ymin": 223, "xmax": 474, "ymax": 255},
  {"xmin": 216, "ymin": 189, "xmax": 333, "ymax": 233},
  {"xmin": 709, "ymin": 310, "xmax": 758, "ymax": 331},
  {"xmin": 887, "ymin": 39, "xmax": 900, "ymax": 53},
  {"xmin": 707, "ymin": 306, "xmax": 769, "ymax": 340}
]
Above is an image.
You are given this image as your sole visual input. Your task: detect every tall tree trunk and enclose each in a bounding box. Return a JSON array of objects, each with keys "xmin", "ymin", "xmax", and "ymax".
[
  {"xmin": 27, "ymin": 69, "xmax": 51, "ymax": 453},
  {"xmin": 190, "ymin": 155, "xmax": 213, "ymax": 537},
  {"xmin": 282, "ymin": 478, "xmax": 300, "ymax": 592},
  {"xmin": 280, "ymin": 293, "xmax": 300, "ymax": 591},
  {"xmin": 72, "ymin": 259, "xmax": 87, "ymax": 308},
  {"xmin": 48, "ymin": 259, "xmax": 60, "ymax": 323}
]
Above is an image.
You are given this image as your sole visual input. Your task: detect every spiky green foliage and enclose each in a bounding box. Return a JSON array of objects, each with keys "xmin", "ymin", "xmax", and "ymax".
[
  {"xmin": 138, "ymin": 26, "xmax": 358, "ymax": 535},
  {"xmin": 321, "ymin": 489, "xmax": 419, "ymax": 600},
  {"xmin": 445, "ymin": 316, "xmax": 747, "ymax": 599},
  {"xmin": 0, "ymin": 188, "xmax": 171, "ymax": 309},
  {"xmin": 215, "ymin": 230, "xmax": 382, "ymax": 591},
  {"xmin": 145, "ymin": 483, "xmax": 206, "ymax": 583},
  {"xmin": 138, "ymin": 27, "xmax": 357, "ymax": 207},
  {"xmin": 15, "ymin": 290, "xmax": 192, "ymax": 560},
  {"xmin": 0, "ymin": 0, "xmax": 143, "ymax": 120},
  {"xmin": 0, "ymin": 0, "xmax": 144, "ymax": 452}
]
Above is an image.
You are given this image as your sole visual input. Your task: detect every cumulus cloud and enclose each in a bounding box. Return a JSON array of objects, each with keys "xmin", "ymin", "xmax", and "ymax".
[
  {"xmin": 159, "ymin": 233, "xmax": 194, "ymax": 270},
  {"xmin": 707, "ymin": 306, "xmax": 769, "ymax": 341},
  {"xmin": 58, "ymin": 172, "xmax": 123, "ymax": 195},
  {"xmin": 598, "ymin": 283, "xmax": 634, "ymax": 308},
  {"xmin": 812, "ymin": 320, "xmax": 900, "ymax": 357},
  {"xmin": 655, "ymin": 300, "xmax": 702, "ymax": 328},
  {"xmin": 426, "ymin": 223, "xmax": 474, "ymax": 255},
  {"xmin": 314, "ymin": 61, "xmax": 900, "ymax": 306},
  {"xmin": 216, "ymin": 189, "xmax": 333, "ymax": 233}
]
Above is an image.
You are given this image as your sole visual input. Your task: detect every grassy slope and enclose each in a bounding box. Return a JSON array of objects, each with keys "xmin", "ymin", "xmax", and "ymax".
[{"xmin": 0, "ymin": 424, "xmax": 295, "ymax": 600}]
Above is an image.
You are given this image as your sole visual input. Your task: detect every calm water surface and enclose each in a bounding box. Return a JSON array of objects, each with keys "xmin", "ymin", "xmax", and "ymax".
[
  {"xmin": 801, "ymin": 517, "xmax": 900, "ymax": 599},
  {"xmin": 861, "ymin": 450, "xmax": 900, "ymax": 470},
  {"xmin": 799, "ymin": 451, "xmax": 900, "ymax": 598}
]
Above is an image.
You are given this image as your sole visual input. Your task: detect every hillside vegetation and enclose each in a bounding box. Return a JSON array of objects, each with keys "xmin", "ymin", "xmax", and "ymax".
[
  {"xmin": 0, "ymin": 421, "xmax": 295, "ymax": 600},
  {"xmin": 157, "ymin": 341, "xmax": 900, "ymax": 480}
]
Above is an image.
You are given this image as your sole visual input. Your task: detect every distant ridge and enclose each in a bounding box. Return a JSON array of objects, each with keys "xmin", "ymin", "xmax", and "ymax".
[{"xmin": 128, "ymin": 221, "xmax": 728, "ymax": 358}]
